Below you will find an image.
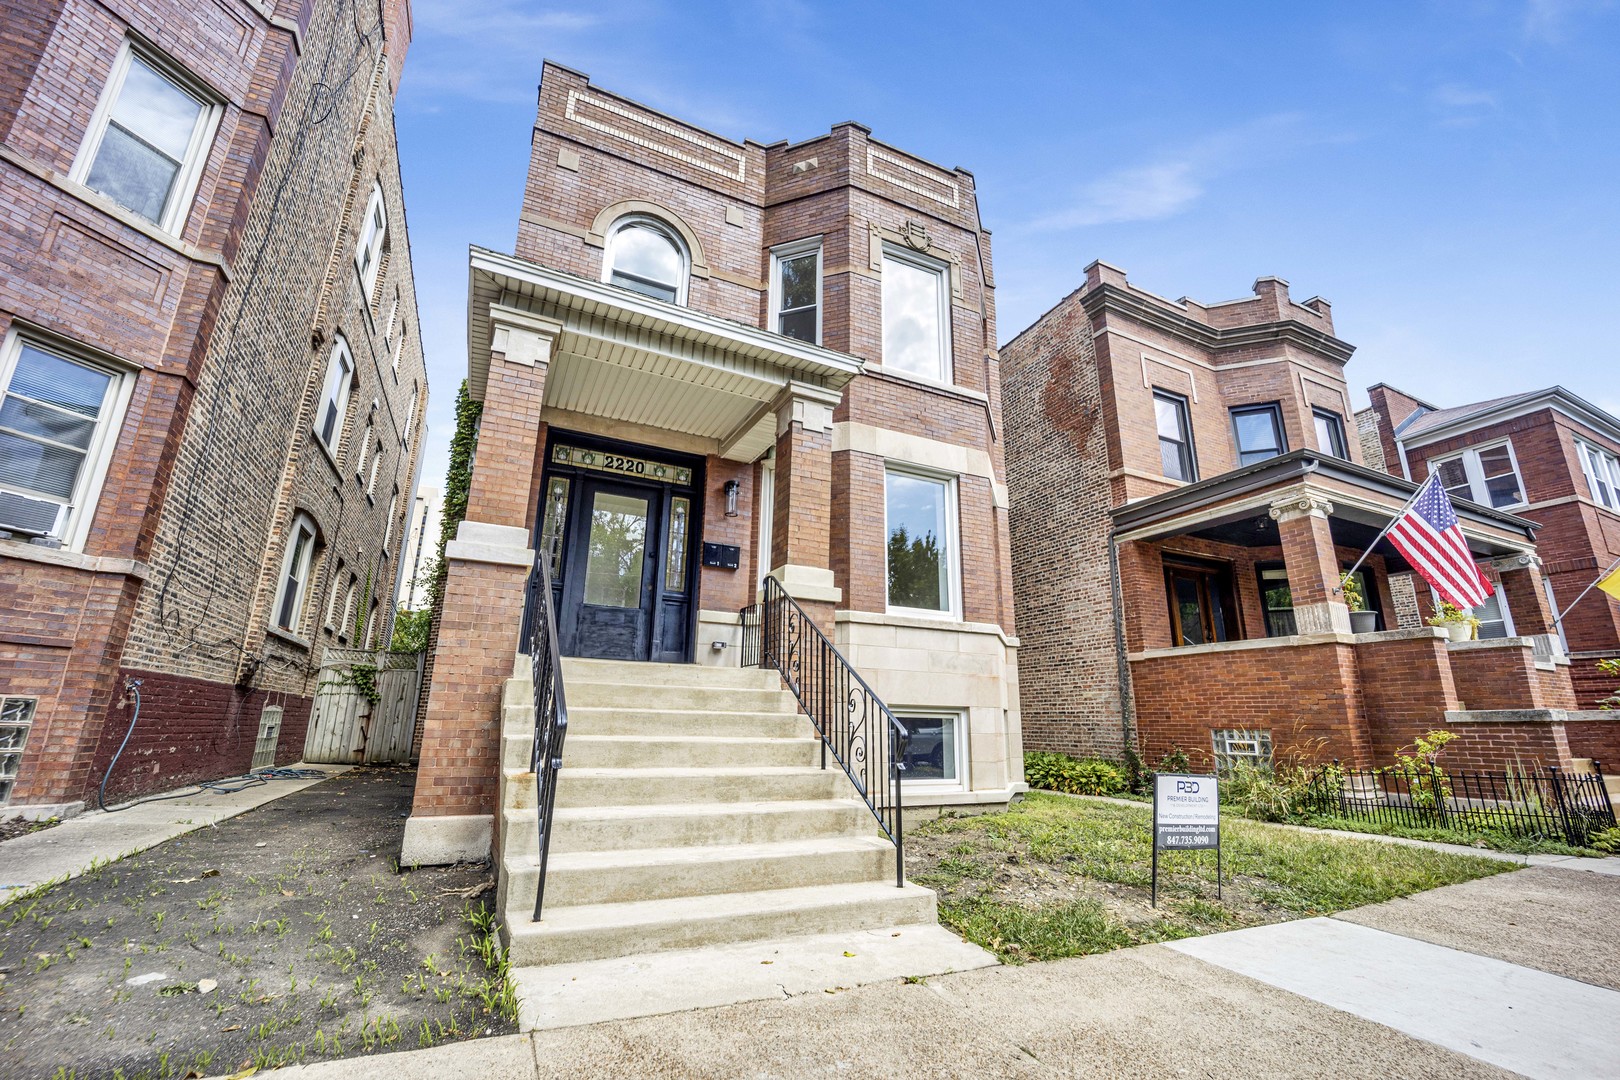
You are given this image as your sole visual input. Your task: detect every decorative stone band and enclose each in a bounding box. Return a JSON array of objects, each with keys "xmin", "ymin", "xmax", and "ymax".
[
  {"xmin": 445, "ymin": 521, "xmax": 534, "ymax": 569},
  {"xmin": 765, "ymin": 564, "xmax": 842, "ymax": 605}
]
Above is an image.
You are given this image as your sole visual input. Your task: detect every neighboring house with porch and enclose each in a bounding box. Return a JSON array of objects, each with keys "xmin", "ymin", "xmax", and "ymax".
[
  {"xmin": 1359, "ymin": 384, "xmax": 1620, "ymax": 710},
  {"xmin": 1002, "ymin": 261, "xmax": 1616, "ymax": 776},
  {"xmin": 403, "ymin": 64, "xmax": 1022, "ymax": 966}
]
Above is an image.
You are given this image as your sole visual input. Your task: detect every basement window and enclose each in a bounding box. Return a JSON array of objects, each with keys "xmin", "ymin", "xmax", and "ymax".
[
  {"xmin": 1212, "ymin": 729, "xmax": 1272, "ymax": 775},
  {"xmin": 893, "ymin": 709, "xmax": 964, "ymax": 789},
  {"xmin": 0, "ymin": 697, "xmax": 36, "ymax": 805}
]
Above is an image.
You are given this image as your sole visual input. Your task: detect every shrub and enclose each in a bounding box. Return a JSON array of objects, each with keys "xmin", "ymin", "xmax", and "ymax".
[
  {"xmin": 1157, "ymin": 747, "xmax": 1191, "ymax": 774},
  {"xmin": 1591, "ymin": 827, "xmax": 1620, "ymax": 855},
  {"xmin": 1221, "ymin": 763, "xmax": 1294, "ymax": 822},
  {"xmin": 1023, "ymin": 752, "xmax": 1126, "ymax": 796}
]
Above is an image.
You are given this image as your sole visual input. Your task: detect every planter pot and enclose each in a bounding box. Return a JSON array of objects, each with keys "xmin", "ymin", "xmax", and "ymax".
[
  {"xmin": 1442, "ymin": 621, "xmax": 1472, "ymax": 642},
  {"xmin": 1349, "ymin": 610, "xmax": 1379, "ymax": 634}
]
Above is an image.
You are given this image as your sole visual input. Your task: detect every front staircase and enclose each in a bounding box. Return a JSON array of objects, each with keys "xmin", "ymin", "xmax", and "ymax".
[{"xmin": 496, "ymin": 657, "xmax": 937, "ymax": 966}]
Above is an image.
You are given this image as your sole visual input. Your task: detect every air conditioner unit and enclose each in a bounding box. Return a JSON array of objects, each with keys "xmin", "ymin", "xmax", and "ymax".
[{"xmin": 0, "ymin": 492, "xmax": 65, "ymax": 539}]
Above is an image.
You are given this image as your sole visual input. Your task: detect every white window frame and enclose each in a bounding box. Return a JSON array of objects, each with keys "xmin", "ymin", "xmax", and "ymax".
[
  {"xmin": 879, "ymin": 245, "xmax": 953, "ymax": 384},
  {"xmin": 383, "ymin": 488, "xmax": 399, "ymax": 553},
  {"xmin": 70, "ymin": 40, "xmax": 220, "ymax": 235},
  {"xmin": 768, "ymin": 238, "xmax": 822, "ymax": 345},
  {"xmin": 273, "ymin": 513, "xmax": 319, "ymax": 637},
  {"xmin": 314, "ymin": 336, "xmax": 354, "ymax": 455},
  {"xmin": 1428, "ymin": 440, "xmax": 1527, "ymax": 510},
  {"xmin": 391, "ymin": 321, "xmax": 407, "ymax": 375},
  {"xmin": 354, "ymin": 422, "xmax": 373, "ymax": 481},
  {"xmin": 0, "ymin": 330, "xmax": 136, "ymax": 552},
  {"xmin": 323, "ymin": 558, "xmax": 346, "ymax": 632},
  {"xmin": 402, "ymin": 383, "xmax": 418, "ymax": 446},
  {"xmin": 883, "ymin": 464, "xmax": 961, "ymax": 621},
  {"xmin": 1429, "ymin": 584, "xmax": 1515, "ymax": 639},
  {"xmin": 354, "ymin": 182, "xmax": 388, "ymax": 300},
  {"xmin": 756, "ymin": 453, "xmax": 775, "ymax": 590},
  {"xmin": 1212, "ymin": 729, "xmax": 1273, "ymax": 774},
  {"xmin": 365, "ymin": 437, "xmax": 383, "ymax": 499},
  {"xmin": 383, "ymin": 290, "xmax": 400, "ymax": 350},
  {"xmin": 601, "ymin": 215, "xmax": 689, "ymax": 305},
  {"xmin": 891, "ymin": 706, "xmax": 967, "ymax": 792},
  {"xmin": 339, "ymin": 572, "xmax": 358, "ymax": 641},
  {"xmin": 1576, "ymin": 439, "xmax": 1620, "ymax": 512}
]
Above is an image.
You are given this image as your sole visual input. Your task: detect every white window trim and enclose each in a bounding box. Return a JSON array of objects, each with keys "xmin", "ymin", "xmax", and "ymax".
[
  {"xmin": 1212, "ymin": 728, "xmax": 1274, "ymax": 774},
  {"xmin": 600, "ymin": 214, "xmax": 690, "ymax": 306},
  {"xmin": 0, "ymin": 329, "xmax": 137, "ymax": 552},
  {"xmin": 402, "ymin": 383, "xmax": 418, "ymax": 446},
  {"xmin": 314, "ymin": 336, "xmax": 355, "ymax": 455},
  {"xmin": 1575, "ymin": 439, "xmax": 1620, "ymax": 512},
  {"xmin": 274, "ymin": 513, "xmax": 319, "ymax": 636},
  {"xmin": 365, "ymin": 437, "xmax": 383, "ymax": 499},
  {"xmin": 1430, "ymin": 439, "xmax": 1528, "ymax": 510},
  {"xmin": 768, "ymin": 237, "xmax": 822, "ymax": 345},
  {"xmin": 70, "ymin": 40, "xmax": 221, "ymax": 237},
  {"xmin": 323, "ymin": 559, "xmax": 346, "ymax": 631},
  {"xmin": 1430, "ymin": 584, "xmax": 1515, "ymax": 637},
  {"xmin": 883, "ymin": 463, "xmax": 962, "ymax": 622},
  {"xmin": 891, "ymin": 706, "xmax": 967, "ymax": 792},
  {"xmin": 355, "ymin": 182, "xmax": 388, "ymax": 300},
  {"xmin": 879, "ymin": 244, "xmax": 953, "ymax": 384},
  {"xmin": 756, "ymin": 453, "xmax": 775, "ymax": 590}
]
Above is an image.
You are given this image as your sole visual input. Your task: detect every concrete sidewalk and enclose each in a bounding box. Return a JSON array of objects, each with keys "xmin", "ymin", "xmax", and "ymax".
[
  {"xmin": 266, "ymin": 863, "xmax": 1619, "ymax": 1079},
  {"xmin": 0, "ymin": 763, "xmax": 349, "ymax": 901}
]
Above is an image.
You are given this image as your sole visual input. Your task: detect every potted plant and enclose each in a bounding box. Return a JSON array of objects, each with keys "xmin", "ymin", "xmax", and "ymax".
[
  {"xmin": 1341, "ymin": 576, "xmax": 1379, "ymax": 634},
  {"xmin": 1426, "ymin": 601, "xmax": 1480, "ymax": 642}
]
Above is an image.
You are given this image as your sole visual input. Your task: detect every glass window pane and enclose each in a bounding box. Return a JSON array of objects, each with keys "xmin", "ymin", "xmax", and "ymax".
[
  {"xmin": 1435, "ymin": 458, "xmax": 1470, "ymax": 499},
  {"xmin": 539, "ymin": 476, "xmax": 570, "ymax": 577},
  {"xmin": 1475, "ymin": 447, "xmax": 1522, "ymax": 506},
  {"xmin": 0, "ymin": 431, "xmax": 86, "ymax": 498},
  {"xmin": 0, "ymin": 698, "xmax": 35, "ymax": 726},
  {"xmin": 886, "ymin": 473, "xmax": 949, "ymax": 611},
  {"xmin": 112, "ymin": 57, "xmax": 202, "ymax": 161},
  {"xmin": 1173, "ymin": 575, "xmax": 1206, "ymax": 645},
  {"xmin": 1233, "ymin": 408, "xmax": 1282, "ymax": 464},
  {"xmin": 1472, "ymin": 593, "xmax": 1508, "ymax": 639},
  {"xmin": 583, "ymin": 492, "xmax": 648, "ymax": 608},
  {"xmin": 610, "ymin": 224, "xmax": 682, "ymax": 294},
  {"xmin": 1314, "ymin": 411, "xmax": 1345, "ymax": 457},
  {"xmin": 1154, "ymin": 395, "xmax": 1183, "ymax": 441},
  {"xmin": 778, "ymin": 308, "xmax": 816, "ymax": 343},
  {"xmin": 665, "ymin": 495, "xmax": 689, "ymax": 593},
  {"xmin": 86, "ymin": 122, "xmax": 179, "ymax": 222},
  {"xmin": 899, "ymin": 715, "xmax": 956, "ymax": 782},
  {"xmin": 0, "ymin": 398, "xmax": 97, "ymax": 449},
  {"xmin": 882, "ymin": 256, "xmax": 945, "ymax": 380},
  {"xmin": 1160, "ymin": 439, "xmax": 1187, "ymax": 481},
  {"xmin": 10, "ymin": 346, "xmax": 114, "ymax": 417},
  {"xmin": 779, "ymin": 253, "xmax": 818, "ymax": 311}
]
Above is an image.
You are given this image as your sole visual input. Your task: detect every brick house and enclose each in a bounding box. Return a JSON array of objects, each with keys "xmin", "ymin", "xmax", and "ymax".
[
  {"xmin": 1002, "ymin": 262, "xmax": 1615, "ymax": 775},
  {"xmin": 1359, "ymin": 385, "xmax": 1620, "ymax": 710},
  {"xmin": 0, "ymin": 0, "xmax": 427, "ymax": 812},
  {"xmin": 403, "ymin": 65, "xmax": 1022, "ymax": 964}
]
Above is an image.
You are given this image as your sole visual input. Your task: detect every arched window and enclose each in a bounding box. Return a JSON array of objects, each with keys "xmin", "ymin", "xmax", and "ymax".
[{"xmin": 603, "ymin": 216, "xmax": 687, "ymax": 304}]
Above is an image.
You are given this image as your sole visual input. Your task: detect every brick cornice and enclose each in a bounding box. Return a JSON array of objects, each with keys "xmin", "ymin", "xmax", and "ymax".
[{"xmin": 1080, "ymin": 282, "xmax": 1355, "ymax": 365}]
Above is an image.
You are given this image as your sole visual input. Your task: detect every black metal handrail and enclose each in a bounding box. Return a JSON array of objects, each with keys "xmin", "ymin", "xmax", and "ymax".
[
  {"xmin": 521, "ymin": 549, "xmax": 569, "ymax": 921},
  {"xmin": 740, "ymin": 576, "xmax": 908, "ymax": 887}
]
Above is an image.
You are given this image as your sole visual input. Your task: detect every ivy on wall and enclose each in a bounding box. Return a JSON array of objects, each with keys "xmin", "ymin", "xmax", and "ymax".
[{"xmin": 428, "ymin": 379, "xmax": 483, "ymax": 611}]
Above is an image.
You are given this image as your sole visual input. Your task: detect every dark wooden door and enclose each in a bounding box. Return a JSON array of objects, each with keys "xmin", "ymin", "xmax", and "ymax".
[{"xmin": 559, "ymin": 477, "xmax": 660, "ymax": 661}]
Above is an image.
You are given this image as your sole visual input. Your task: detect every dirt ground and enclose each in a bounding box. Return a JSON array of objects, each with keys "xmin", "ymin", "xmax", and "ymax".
[
  {"xmin": 0, "ymin": 767, "xmax": 517, "ymax": 1080},
  {"xmin": 0, "ymin": 816, "xmax": 60, "ymax": 846}
]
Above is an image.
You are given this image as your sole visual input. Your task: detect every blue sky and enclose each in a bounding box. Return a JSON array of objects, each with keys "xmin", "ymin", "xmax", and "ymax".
[{"xmin": 395, "ymin": 0, "xmax": 1620, "ymax": 492}]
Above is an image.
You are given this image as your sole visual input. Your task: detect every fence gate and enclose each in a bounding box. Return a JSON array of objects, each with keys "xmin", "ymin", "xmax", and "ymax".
[{"xmin": 306, "ymin": 649, "xmax": 424, "ymax": 764}]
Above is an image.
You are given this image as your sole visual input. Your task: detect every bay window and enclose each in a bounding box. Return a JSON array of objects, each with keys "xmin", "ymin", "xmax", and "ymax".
[
  {"xmin": 881, "ymin": 248, "xmax": 951, "ymax": 382},
  {"xmin": 885, "ymin": 467, "xmax": 958, "ymax": 617},
  {"xmin": 1430, "ymin": 442, "xmax": 1525, "ymax": 509}
]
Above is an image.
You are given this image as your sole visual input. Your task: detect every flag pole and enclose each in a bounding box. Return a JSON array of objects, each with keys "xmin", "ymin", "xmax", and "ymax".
[
  {"xmin": 1553, "ymin": 554, "xmax": 1620, "ymax": 632},
  {"xmin": 1339, "ymin": 475, "xmax": 1434, "ymax": 588}
]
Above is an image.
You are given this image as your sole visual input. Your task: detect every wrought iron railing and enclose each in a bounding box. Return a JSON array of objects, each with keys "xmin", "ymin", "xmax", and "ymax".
[
  {"xmin": 740, "ymin": 576, "xmax": 908, "ymax": 887},
  {"xmin": 521, "ymin": 549, "xmax": 569, "ymax": 921},
  {"xmin": 1305, "ymin": 760, "xmax": 1616, "ymax": 847}
]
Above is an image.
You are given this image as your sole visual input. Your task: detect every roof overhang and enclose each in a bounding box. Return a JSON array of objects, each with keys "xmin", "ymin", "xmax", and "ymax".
[
  {"xmin": 466, "ymin": 247, "xmax": 865, "ymax": 461},
  {"xmin": 1111, "ymin": 450, "xmax": 1540, "ymax": 559},
  {"xmin": 1399, "ymin": 386, "xmax": 1620, "ymax": 449}
]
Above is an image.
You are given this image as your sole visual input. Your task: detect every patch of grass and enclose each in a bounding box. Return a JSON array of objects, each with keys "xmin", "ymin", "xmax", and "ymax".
[{"xmin": 1295, "ymin": 813, "xmax": 1601, "ymax": 857}]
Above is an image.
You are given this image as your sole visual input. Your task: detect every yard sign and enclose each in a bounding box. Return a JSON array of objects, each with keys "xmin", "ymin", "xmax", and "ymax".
[{"xmin": 1151, "ymin": 773, "xmax": 1221, "ymax": 906}]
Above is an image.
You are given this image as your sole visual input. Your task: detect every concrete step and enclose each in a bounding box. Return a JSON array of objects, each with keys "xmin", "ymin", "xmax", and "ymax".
[
  {"xmin": 562, "ymin": 735, "xmax": 821, "ymax": 770},
  {"xmin": 504, "ymin": 799, "xmax": 873, "ymax": 856},
  {"xmin": 507, "ymin": 835, "xmax": 898, "ymax": 908},
  {"xmin": 503, "ymin": 881, "xmax": 936, "ymax": 966},
  {"xmin": 562, "ymin": 706, "xmax": 810, "ymax": 739},
  {"xmin": 562, "ymin": 658, "xmax": 782, "ymax": 691},
  {"xmin": 541, "ymin": 767, "xmax": 849, "ymax": 809},
  {"xmin": 564, "ymin": 681, "xmax": 797, "ymax": 713}
]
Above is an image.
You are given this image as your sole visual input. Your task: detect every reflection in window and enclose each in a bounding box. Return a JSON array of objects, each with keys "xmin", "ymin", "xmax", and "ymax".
[
  {"xmin": 606, "ymin": 219, "xmax": 686, "ymax": 303},
  {"xmin": 0, "ymin": 341, "xmax": 119, "ymax": 541},
  {"xmin": 83, "ymin": 50, "xmax": 209, "ymax": 228},
  {"xmin": 665, "ymin": 496, "xmax": 689, "ymax": 593},
  {"xmin": 1231, "ymin": 404, "xmax": 1286, "ymax": 467},
  {"xmin": 1165, "ymin": 563, "xmax": 1234, "ymax": 646},
  {"xmin": 774, "ymin": 245, "xmax": 820, "ymax": 343},
  {"xmin": 276, "ymin": 516, "xmax": 318, "ymax": 633},
  {"xmin": 1431, "ymin": 444, "xmax": 1524, "ymax": 509},
  {"xmin": 1313, "ymin": 409, "xmax": 1348, "ymax": 458},
  {"xmin": 881, "ymin": 251, "xmax": 949, "ymax": 381},
  {"xmin": 1258, "ymin": 566, "xmax": 1295, "ymax": 637},
  {"xmin": 539, "ymin": 476, "xmax": 570, "ymax": 578},
  {"xmin": 886, "ymin": 470, "xmax": 952, "ymax": 613},
  {"xmin": 898, "ymin": 714, "xmax": 958, "ymax": 784},
  {"xmin": 1154, "ymin": 390, "xmax": 1195, "ymax": 481},
  {"xmin": 583, "ymin": 491, "xmax": 648, "ymax": 607}
]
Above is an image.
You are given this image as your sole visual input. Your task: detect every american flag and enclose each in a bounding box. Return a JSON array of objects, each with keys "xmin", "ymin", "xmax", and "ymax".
[{"xmin": 1386, "ymin": 475, "xmax": 1494, "ymax": 608}]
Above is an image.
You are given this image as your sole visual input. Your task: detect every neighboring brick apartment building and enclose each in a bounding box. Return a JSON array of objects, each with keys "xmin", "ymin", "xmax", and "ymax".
[
  {"xmin": 405, "ymin": 62, "xmax": 1023, "ymax": 863},
  {"xmin": 1359, "ymin": 385, "xmax": 1620, "ymax": 709},
  {"xmin": 0, "ymin": 0, "xmax": 427, "ymax": 811},
  {"xmin": 1002, "ymin": 262, "xmax": 1606, "ymax": 774}
]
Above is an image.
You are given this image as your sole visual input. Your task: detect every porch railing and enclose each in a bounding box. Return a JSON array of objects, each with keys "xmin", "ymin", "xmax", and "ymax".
[
  {"xmin": 740, "ymin": 576, "xmax": 908, "ymax": 887},
  {"xmin": 521, "ymin": 549, "xmax": 569, "ymax": 921},
  {"xmin": 1305, "ymin": 760, "xmax": 1616, "ymax": 848}
]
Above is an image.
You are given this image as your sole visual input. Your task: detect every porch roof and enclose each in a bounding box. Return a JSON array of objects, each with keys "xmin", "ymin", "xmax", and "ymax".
[
  {"xmin": 1110, "ymin": 449, "xmax": 1541, "ymax": 562},
  {"xmin": 466, "ymin": 247, "xmax": 866, "ymax": 462}
]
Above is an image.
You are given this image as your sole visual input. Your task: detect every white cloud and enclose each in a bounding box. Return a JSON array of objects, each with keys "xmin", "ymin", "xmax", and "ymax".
[
  {"xmin": 1522, "ymin": 0, "xmax": 1615, "ymax": 43},
  {"xmin": 1432, "ymin": 84, "xmax": 1498, "ymax": 110}
]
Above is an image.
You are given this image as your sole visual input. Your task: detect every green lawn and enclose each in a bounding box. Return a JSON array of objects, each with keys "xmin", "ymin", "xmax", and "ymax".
[{"xmin": 910, "ymin": 792, "xmax": 1513, "ymax": 964}]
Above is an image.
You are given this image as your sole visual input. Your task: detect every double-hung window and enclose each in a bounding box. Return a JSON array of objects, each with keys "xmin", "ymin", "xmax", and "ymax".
[
  {"xmin": 1577, "ymin": 440, "xmax": 1620, "ymax": 511},
  {"xmin": 275, "ymin": 514, "xmax": 318, "ymax": 635},
  {"xmin": 315, "ymin": 337, "xmax": 354, "ymax": 454},
  {"xmin": 881, "ymin": 248, "xmax": 951, "ymax": 382},
  {"xmin": 355, "ymin": 183, "xmax": 388, "ymax": 301},
  {"xmin": 603, "ymin": 217, "xmax": 687, "ymax": 304},
  {"xmin": 1231, "ymin": 404, "xmax": 1286, "ymax": 466},
  {"xmin": 770, "ymin": 240, "xmax": 821, "ymax": 344},
  {"xmin": 75, "ymin": 43, "xmax": 217, "ymax": 233},
  {"xmin": 0, "ymin": 335, "xmax": 131, "ymax": 548},
  {"xmin": 1153, "ymin": 389, "xmax": 1196, "ymax": 482},
  {"xmin": 1430, "ymin": 442, "xmax": 1525, "ymax": 509},
  {"xmin": 1313, "ymin": 409, "xmax": 1348, "ymax": 458},
  {"xmin": 884, "ymin": 467, "xmax": 958, "ymax": 618}
]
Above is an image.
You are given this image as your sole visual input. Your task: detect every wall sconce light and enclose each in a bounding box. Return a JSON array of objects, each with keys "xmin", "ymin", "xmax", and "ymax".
[{"xmin": 723, "ymin": 479, "xmax": 741, "ymax": 517}]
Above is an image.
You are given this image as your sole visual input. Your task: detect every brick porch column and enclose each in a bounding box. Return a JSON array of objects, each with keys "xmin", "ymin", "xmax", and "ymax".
[
  {"xmin": 767, "ymin": 381, "xmax": 843, "ymax": 629},
  {"xmin": 1270, "ymin": 493, "xmax": 1351, "ymax": 634},
  {"xmin": 1492, "ymin": 554, "xmax": 1557, "ymax": 636},
  {"xmin": 402, "ymin": 306, "xmax": 558, "ymax": 866}
]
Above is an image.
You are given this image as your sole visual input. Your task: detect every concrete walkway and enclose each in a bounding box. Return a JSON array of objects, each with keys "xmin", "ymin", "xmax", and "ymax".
[
  {"xmin": 266, "ymin": 862, "xmax": 1620, "ymax": 1079},
  {"xmin": 0, "ymin": 763, "xmax": 348, "ymax": 901}
]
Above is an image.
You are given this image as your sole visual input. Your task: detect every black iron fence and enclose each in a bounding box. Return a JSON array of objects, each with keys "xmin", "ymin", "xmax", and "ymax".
[
  {"xmin": 1305, "ymin": 760, "xmax": 1616, "ymax": 847},
  {"xmin": 522, "ymin": 549, "xmax": 569, "ymax": 921},
  {"xmin": 740, "ymin": 577, "xmax": 908, "ymax": 887}
]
